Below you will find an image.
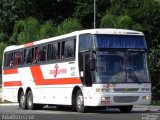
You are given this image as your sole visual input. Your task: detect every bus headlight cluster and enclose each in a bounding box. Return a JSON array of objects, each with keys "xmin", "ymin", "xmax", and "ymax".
[
  {"xmin": 142, "ymin": 88, "xmax": 150, "ymax": 91},
  {"xmin": 101, "ymin": 97, "xmax": 110, "ymax": 101},
  {"xmin": 142, "ymin": 96, "xmax": 150, "ymax": 100}
]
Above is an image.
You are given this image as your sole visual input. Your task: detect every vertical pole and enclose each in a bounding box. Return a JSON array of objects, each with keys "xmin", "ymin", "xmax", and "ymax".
[{"xmin": 94, "ymin": 0, "xmax": 96, "ymax": 29}]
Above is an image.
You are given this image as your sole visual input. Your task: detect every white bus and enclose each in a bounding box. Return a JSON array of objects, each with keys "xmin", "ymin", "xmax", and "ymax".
[{"xmin": 2, "ymin": 29, "xmax": 151, "ymax": 112}]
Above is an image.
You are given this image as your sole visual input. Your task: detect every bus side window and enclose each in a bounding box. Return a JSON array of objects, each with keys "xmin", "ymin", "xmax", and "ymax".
[
  {"xmin": 13, "ymin": 51, "xmax": 22, "ymax": 66},
  {"xmin": 4, "ymin": 53, "xmax": 13, "ymax": 67},
  {"xmin": 10, "ymin": 53, "xmax": 14, "ymax": 67},
  {"xmin": 65, "ymin": 39, "xmax": 75, "ymax": 58},
  {"xmin": 61, "ymin": 41, "xmax": 65, "ymax": 59},
  {"xmin": 25, "ymin": 48, "xmax": 34, "ymax": 63},
  {"xmin": 34, "ymin": 47, "xmax": 39, "ymax": 63},
  {"xmin": 39, "ymin": 46, "xmax": 46, "ymax": 62},
  {"xmin": 47, "ymin": 43, "xmax": 58, "ymax": 61}
]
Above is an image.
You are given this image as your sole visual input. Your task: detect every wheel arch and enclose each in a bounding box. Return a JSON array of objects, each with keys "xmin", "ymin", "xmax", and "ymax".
[{"xmin": 25, "ymin": 87, "xmax": 33, "ymax": 97}]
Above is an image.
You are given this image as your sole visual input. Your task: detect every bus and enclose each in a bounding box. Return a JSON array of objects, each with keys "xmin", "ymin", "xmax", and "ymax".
[{"xmin": 2, "ymin": 29, "xmax": 151, "ymax": 113}]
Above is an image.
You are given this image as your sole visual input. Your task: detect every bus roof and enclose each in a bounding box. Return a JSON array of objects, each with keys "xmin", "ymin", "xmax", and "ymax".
[{"xmin": 4, "ymin": 28, "xmax": 144, "ymax": 52}]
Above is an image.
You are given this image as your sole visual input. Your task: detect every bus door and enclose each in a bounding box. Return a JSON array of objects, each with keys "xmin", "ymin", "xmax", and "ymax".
[{"xmin": 79, "ymin": 52, "xmax": 92, "ymax": 86}]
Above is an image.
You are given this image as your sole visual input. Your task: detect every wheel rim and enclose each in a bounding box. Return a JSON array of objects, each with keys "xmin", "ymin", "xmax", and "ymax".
[
  {"xmin": 20, "ymin": 95, "xmax": 25, "ymax": 107},
  {"xmin": 27, "ymin": 92, "xmax": 33, "ymax": 109},
  {"xmin": 28, "ymin": 95, "xmax": 32, "ymax": 107},
  {"xmin": 76, "ymin": 94, "xmax": 84, "ymax": 110}
]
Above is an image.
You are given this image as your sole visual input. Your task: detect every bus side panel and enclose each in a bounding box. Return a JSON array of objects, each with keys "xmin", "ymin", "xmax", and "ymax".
[
  {"xmin": 33, "ymin": 86, "xmax": 74, "ymax": 105},
  {"xmin": 29, "ymin": 62, "xmax": 81, "ymax": 105},
  {"xmin": 2, "ymin": 68, "xmax": 22, "ymax": 102}
]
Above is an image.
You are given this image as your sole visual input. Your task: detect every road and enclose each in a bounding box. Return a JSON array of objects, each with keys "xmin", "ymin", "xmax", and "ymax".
[{"xmin": 0, "ymin": 105, "xmax": 160, "ymax": 120}]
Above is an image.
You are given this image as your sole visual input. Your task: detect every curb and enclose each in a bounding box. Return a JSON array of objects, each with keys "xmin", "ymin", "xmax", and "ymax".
[{"xmin": 0, "ymin": 103, "xmax": 18, "ymax": 106}]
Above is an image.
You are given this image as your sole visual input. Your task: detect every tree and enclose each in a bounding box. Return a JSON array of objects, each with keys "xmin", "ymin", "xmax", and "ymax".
[
  {"xmin": 74, "ymin": 0, "xmax": 110, "ymax": 28},
  {"xmin": 100, "ymin": 14, "xmax": 140, "ymax": 30},
  {"xmin": 57, "ymin": 18, "xmax": 82, "ymax": 35},
  {"xmin": 11, "ymin": 17, "xmax": 40, "ymax": 44},
  {"xmin": 100, "ymin": 14, "xmax": 117, "ymax": 28},
  {"xmin": 0, "ymin": 0, "xmax": 30, "ymax": 37},
  {"xmin": 0, "ymin": 43, "xmax": 6, "ymax": 67},
  {"xmin": 39, "ymin": 21, "xmax": 57, "ymax": 39}
]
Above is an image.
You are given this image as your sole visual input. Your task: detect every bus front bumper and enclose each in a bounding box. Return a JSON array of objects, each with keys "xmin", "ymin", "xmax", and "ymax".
[{"xmin": 84, "ymin": 92, "xmax": 151, "ymax": 107}]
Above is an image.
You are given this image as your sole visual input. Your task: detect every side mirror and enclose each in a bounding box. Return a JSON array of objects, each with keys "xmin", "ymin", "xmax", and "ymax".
[{"xmin": 90, "ymin": 57, "xmax": 96, "ymax": 71}]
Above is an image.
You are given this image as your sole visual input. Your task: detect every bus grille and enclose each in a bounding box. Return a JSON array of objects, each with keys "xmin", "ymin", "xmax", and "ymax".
[
  {"xmin": 114, "ymin": 96, "xmax": 139, "ymax": 103},
  {"xmin": 113, "ymin": 88, "xmax": 139, "ymax": 92}
]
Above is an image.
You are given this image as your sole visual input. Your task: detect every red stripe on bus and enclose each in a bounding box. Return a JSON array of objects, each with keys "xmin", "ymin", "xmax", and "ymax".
[
  {"xmin": 3, "ymin": 68, "xmax": 18, "ymax": 75},
  {"xmin": 30, "ymin": 66, "xmax": 81, "ymax": 85},
  {"xmin": 24, "ymin": 42, "xmax": 34, "ymax": 47},
  {"xmin": 3, "ymin": 81, "xmax": 22, "ymax": 87}
]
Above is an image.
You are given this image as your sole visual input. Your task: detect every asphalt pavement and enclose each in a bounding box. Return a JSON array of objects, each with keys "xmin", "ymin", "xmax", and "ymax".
[{"xmin": 0, "ymin": 105, "xmax": 159, "ymax": 120}]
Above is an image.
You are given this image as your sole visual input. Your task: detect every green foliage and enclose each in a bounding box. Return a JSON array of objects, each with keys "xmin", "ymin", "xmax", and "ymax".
[
  {"xmin": 39, "ymin": 21, "xmax": 57, "ymax": 39},
  {"xmin": 0, "ymin": 0, "xmax": 28, "ymax": 36},
  {"xmin": 57, "ymin": 18, "xmax": 82, "ymax": 35},
  {"xmin": 101, "ymin": 14, "xmax": 138, "ymax": 30},
  {"xmin": 0, "ymin": 33, "xmax": 8, "ymax": 43},
  {"xmin": 100, "ymin": 14, "xmax": 117, "ymax": 28},
  {"xmin": 10, "ymin": 17, "xmax": 82, "ymax": 44},
  {"xmin": 74, "ymin": 0, "xmax": 110, "ymax": 28},
  {"xmin": 117, "ymin": 15, "xmax": 134, "ymax": 29},
  {"xmin": 12, "ymin": 17, "xmax": 40, "ymax": 44},
  {"xmin": 0, "ymin": 43, "xmax": 6, "ymax": 66}
]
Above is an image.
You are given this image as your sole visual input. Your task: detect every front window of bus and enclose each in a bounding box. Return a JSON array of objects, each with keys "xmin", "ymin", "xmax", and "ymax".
[{"xmin": 94, "ymin": 34, "xmax": 150, "ymax": 83}]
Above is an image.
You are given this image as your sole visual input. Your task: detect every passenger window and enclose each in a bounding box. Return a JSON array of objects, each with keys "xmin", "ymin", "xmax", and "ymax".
[
  {"xmin": 61, "ymin": 41, "xmax": 65, "ymax": 59},
  {"xmin": 39, "ymin": 46, "xmax": 46, "ymax": 62},
  {"xmin": 13, "ymin": 51, "xmax": 22, "ymax": 65},
  {"xmin": 4, "ymin": 52, "xmax": 14, "ymax": 67},
  {"xmin": 24, "ymin": 48, "xmax": 34, "ymax": 63},
  {"xmin": 64, "ymin": 39, "xmax": 75, "ymax": 58},
  {"xmin": 33, "ymin": 47, "xmax": 39, "ymax": 63},
  {"xmin": 47, "ymin": 43, "xmax": 58, "ymax": 60}
]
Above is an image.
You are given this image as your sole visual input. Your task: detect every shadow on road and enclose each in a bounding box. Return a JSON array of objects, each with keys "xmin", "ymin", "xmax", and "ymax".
[{"xmin": 41, "ymin": 106, "xmax": 160, "ymax": 114}]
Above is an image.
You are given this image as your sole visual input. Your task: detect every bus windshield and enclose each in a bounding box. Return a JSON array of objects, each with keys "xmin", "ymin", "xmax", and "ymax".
[{"xmin": 95, "ymin": 51, "xmax": 150, "ymax": 83}]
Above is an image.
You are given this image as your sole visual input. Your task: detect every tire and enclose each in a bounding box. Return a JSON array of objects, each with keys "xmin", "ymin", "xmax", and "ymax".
[
  {"xmin": 27, "ymin": 90, "xmax": 43, "ymax": 110},
  {"xmin": 27, "ymin": 91, "xmax": 34, "ymax": 110},
  {"xmin": 19, "ymin": 91, "xmax": 27, "ymax": 109},
  {"xmin": 75, "ymin": 90, "xmax": 87, "ymax": 113},
  {"xmin": 119, "ymin": 105, "xmax": 133, "ymax": 113}
]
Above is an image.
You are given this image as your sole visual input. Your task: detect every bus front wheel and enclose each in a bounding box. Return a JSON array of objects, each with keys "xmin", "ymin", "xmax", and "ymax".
[{"xmin": 75, "ymin": 90, "xmax": 87, "ymax": 113}]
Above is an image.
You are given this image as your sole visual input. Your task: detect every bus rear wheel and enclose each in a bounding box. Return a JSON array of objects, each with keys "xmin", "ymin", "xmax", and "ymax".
[
  {"xmin": 27, "ymin": 91, "xmax": 34, "ymax": 110},
  {"xmin": 19, "ymin": 91, "xmax": 27, "ymax": 109},
  {"xmin": 119, "ymin": 105, "xmax": 133, "ymax": 113}
]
